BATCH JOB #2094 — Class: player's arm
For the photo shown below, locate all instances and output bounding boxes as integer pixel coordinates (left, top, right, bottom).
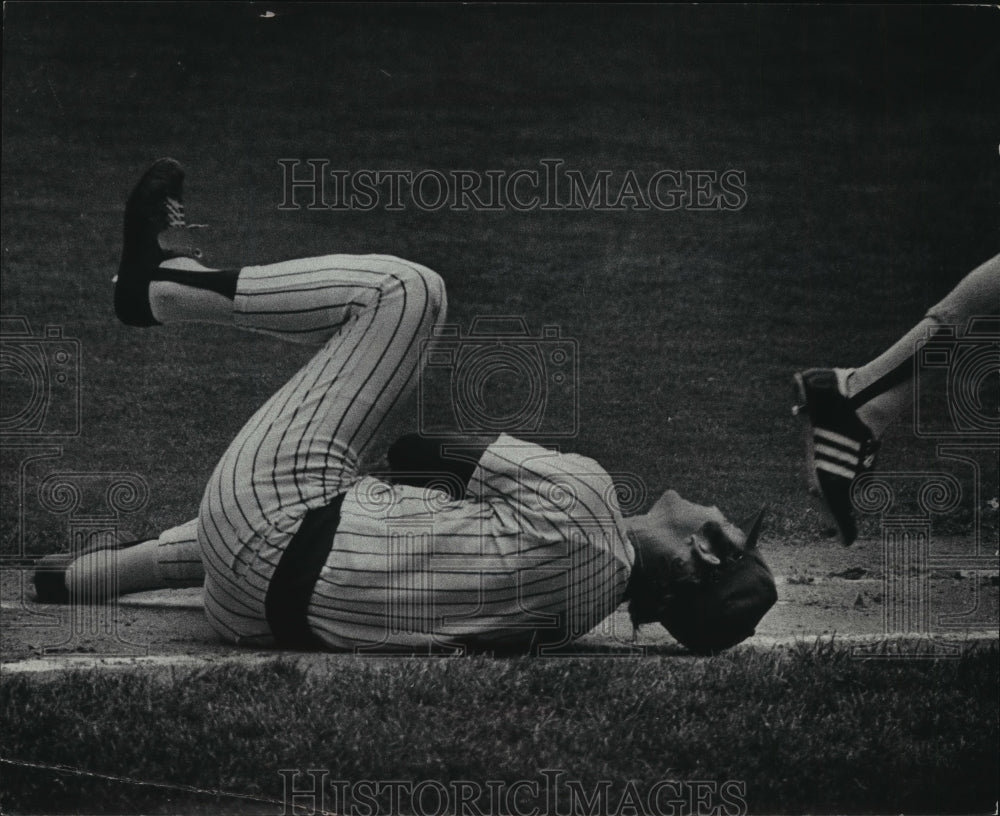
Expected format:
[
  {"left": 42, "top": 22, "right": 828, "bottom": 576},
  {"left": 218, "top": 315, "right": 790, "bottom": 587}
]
[
  {"left": 385, "top": 432, "right": 498, "bottom": 498},
  {"left": 468, "top": 435, "right": 615, "bottom": 518}
]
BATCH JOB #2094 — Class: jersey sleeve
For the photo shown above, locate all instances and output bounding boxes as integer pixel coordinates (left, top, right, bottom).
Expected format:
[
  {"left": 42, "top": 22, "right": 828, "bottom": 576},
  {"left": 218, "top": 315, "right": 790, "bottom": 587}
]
[{"left": 469, "top": 434, "right": 634, "bottom": 568}]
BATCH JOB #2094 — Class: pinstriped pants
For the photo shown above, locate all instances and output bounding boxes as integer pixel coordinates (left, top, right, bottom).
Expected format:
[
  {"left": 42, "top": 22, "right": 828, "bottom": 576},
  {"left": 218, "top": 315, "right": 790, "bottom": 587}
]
[{"left": 197, "top": 255, "right": 447, "bottom": 645}]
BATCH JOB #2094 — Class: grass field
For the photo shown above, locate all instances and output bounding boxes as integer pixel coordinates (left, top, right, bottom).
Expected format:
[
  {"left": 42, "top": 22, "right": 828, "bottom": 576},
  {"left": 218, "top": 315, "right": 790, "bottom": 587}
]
[
  {"left": 2, "top": 4, "right": 998, "bottom": 815},
  {"left": 3, "top": 642, "right": 998, "bottom": 815}
]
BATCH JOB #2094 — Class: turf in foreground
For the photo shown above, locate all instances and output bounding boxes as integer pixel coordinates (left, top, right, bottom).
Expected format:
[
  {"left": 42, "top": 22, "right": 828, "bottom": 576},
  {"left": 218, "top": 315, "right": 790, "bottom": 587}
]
[{"left": 1, "top": 641, "right": 997, "bottom": 815}]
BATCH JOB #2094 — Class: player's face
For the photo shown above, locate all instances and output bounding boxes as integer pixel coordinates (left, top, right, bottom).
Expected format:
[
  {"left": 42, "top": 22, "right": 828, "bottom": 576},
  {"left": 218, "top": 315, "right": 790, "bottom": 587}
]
[{"left": 640, "top": 489, "right": 746, "bottom": 568}]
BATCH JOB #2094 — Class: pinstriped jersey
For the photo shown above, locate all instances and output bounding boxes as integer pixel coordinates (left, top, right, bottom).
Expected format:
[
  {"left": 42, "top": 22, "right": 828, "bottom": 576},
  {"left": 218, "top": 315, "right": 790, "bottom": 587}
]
[{"left": 307, "top": 434, "right": 635, "bottom": 651}]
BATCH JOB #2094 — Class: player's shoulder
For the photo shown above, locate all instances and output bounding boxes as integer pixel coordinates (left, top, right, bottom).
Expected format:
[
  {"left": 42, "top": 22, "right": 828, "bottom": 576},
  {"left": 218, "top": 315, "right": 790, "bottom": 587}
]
[{"left": 495, "top": 435, "right": 612, "bottom": 487}]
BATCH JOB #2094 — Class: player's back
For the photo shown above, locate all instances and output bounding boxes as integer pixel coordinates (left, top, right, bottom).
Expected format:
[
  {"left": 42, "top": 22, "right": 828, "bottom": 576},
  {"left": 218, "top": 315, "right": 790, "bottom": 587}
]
[{"left": 312, "top": 436, "right": 634, "bottom": 652}]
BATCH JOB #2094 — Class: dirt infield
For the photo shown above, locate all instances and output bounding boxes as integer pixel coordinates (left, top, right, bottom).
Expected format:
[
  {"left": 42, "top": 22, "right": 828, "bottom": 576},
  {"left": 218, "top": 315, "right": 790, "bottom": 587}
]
[
  {"left": 2, "top": 3, "right": 997, "bottom": 682},
  {"left": 3, "top": 537, "right": 996, "bottom": 676}
]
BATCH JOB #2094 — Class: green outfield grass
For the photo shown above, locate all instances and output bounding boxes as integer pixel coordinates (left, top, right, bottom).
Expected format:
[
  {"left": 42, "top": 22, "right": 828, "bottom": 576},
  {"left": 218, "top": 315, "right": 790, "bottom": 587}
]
[
  {"left": 2, "top": 4, "right": 997, "bottom": 547},
  {"left": 2, "top": 4, "right": 998, "bottom": 815},
  {"left": 2, "top": 642, "right": 997, "bottom": 815}
]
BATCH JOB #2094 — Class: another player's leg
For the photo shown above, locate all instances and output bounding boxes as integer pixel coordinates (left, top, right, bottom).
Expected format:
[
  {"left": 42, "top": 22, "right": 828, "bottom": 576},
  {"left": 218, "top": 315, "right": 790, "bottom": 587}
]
[
  {"left": 32, "top": 519, "right": 204, "bottom": 603},
  {"left": 794, "top": 254, "right": 1000, "bottom": 545}
]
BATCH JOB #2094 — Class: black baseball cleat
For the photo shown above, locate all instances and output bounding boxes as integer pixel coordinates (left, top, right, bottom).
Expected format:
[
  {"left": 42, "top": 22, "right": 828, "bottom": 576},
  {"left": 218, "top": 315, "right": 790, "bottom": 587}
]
[
  {"left": 31, "top": 553, "right": 75, "bottom": 603},
  {"left": 114, "top": 157, "right": 204, "bottom": 327},
  {"left": 792, "top": 368, "right": 880, "bottom": 546}
]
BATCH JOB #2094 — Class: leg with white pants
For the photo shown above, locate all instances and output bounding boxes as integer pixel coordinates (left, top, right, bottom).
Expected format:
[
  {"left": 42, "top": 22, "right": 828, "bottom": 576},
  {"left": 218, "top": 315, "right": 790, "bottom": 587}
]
[
  {"left": 845, "top": 253, "right": 1000, "bottom": 436},
  {"left": 187, "top": 255, "right": 447, "bottom": 645},
  {"left": 56, "top": 519, "right": 204, "bottom": 602}
]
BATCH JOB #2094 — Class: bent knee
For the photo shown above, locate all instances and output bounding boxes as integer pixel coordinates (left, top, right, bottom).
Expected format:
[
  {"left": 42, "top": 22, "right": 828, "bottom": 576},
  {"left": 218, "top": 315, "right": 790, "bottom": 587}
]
[{"left": 387, "top": 260, "right": 447, "bottom": 318}]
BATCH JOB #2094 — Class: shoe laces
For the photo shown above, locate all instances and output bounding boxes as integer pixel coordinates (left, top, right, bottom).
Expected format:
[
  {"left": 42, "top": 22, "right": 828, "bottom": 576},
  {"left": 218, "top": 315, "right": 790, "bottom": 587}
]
[{"left": 165, "top": 196, "right": 186, "bottom": 228}]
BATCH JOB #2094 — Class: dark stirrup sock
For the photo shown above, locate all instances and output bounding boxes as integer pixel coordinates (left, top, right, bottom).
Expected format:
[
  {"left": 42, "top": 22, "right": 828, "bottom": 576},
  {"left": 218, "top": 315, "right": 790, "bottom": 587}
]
[
  {"left": 847, "top": 324, "right": 957, "bottom": 410},
  {"left": 155, "top": 268, "right": 240, "bottom": 299}
]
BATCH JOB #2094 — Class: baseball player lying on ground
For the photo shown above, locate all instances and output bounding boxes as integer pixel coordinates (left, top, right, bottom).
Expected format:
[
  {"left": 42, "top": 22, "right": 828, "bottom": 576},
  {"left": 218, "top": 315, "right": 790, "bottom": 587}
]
[{"left": 33, "top": 158, "right": 777, "bottom": 655}]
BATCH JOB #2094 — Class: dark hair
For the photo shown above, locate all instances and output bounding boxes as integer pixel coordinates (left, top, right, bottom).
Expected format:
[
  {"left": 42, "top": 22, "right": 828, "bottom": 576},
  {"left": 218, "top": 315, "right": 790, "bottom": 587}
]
[
  {"left": 625, "top": 544, "right": 697, "bottom": 631},
  {"left": 627, "top": 521, "right": 777, "bottom": 654},
  {"left": 660, "top": 545, "right": 777, "bottom": 654}
]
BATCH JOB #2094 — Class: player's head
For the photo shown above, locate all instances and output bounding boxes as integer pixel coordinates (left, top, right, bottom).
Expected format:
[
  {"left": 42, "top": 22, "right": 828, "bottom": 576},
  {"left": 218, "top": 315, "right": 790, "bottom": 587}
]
[{"left": 624, "top": 490, "right": 777, "bottom": 653}]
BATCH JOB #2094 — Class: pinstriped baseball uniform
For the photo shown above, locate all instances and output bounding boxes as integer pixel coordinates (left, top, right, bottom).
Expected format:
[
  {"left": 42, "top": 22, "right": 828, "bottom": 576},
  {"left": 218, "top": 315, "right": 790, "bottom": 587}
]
[
  {"left": 311, "top": 435, "right": 633, "bottom": 651},
  {"left": 193, "top": 253, "right": 634, "bottom": 652},
  {"left": 198, "top": 254, "right": 447, "bottom": 646},
  {"left": 155, "top": 518, "right": 203, "bottom": 587}
]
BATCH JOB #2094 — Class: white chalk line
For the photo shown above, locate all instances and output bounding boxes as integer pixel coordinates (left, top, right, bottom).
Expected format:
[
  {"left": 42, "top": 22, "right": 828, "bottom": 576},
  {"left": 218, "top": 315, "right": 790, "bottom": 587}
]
[
  {"left": 1, "top": 630, "right": 996, "bottom": 677},
  {"left": 0, "top": 755, "right": 331, "bottom": 816}
]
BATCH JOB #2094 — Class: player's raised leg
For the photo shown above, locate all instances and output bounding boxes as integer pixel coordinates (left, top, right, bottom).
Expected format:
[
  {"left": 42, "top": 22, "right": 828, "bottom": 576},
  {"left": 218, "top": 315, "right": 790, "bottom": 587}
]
[
  {"left": 113, "top": 158, "right": 448, "bottom": 646},
  {"left": 794, "top": 253, "right": 1000, "bottom": 545},
  {"left": 198, "top": 255, "right": 446, "bottom": 645}
]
